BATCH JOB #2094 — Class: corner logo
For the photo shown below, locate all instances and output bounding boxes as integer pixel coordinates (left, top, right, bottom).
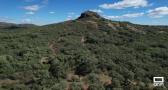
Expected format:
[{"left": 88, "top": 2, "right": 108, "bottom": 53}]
[{"left": 153, "top": 77, "right": 164, "bottom": 86}]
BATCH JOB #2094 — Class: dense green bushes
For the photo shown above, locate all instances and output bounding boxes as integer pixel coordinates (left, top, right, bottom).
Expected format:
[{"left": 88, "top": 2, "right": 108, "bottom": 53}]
[
  {"left": 0, "top": 55, "right": 14, "bottom": 74},
  {"left": 49, "top": 60, "right": 68, "bottom": 78},
  {"left": 0, "top": 18, "right": 168, "bottom": 90}
]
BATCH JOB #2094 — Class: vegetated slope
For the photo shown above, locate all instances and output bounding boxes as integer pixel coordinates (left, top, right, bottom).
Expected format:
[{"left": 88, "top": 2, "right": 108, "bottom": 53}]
[{"left": 0, "top": 11, "right": 168, "bottom": 90}]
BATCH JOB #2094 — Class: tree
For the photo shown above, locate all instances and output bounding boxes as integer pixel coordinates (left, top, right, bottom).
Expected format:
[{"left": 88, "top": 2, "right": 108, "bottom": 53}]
[
  {"left": 49, "top": 60, "right": 68, "bottom": 79},
  {"left": 75, "top": 61, "right": 95, "bottom": 76},
  {"left": 75, "top": 53, "right": 97, "bottom": 76}
]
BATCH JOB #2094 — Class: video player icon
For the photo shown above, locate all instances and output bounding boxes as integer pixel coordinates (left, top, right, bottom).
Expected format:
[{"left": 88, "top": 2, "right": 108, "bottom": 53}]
[{"left": 153, "top": 77, "right": 164, "bottom": 87}]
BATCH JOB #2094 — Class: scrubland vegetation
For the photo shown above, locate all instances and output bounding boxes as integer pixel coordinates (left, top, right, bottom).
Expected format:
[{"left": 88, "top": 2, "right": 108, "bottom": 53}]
[{"left": 0, "top": 11, "right": 168, "bottom": 90}]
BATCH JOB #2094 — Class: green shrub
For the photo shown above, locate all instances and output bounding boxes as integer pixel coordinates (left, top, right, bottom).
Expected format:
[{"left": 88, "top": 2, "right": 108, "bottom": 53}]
[
  {"left": 0, "top": 55, "right": 14, "bottom": 74},
  {"left": 51, "top": 80, "right": 67, "bottom": 90},
  {"left": 49, "top": 60, "right": 68, "bottom": 78},
  {"left": 88, "top": 84, "right": 105, "bottom": 90},
  {"left": 69, "top": 82, "right": 83, "bottom": 90}
]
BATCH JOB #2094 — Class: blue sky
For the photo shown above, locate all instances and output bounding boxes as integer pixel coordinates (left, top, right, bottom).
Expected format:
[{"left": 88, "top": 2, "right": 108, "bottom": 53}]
[{"left": 0, "top": 0, "right": 168, "bottom": 25}]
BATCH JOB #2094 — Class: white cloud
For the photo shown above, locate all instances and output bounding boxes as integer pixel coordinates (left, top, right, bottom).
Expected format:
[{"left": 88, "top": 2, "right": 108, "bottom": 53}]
[
  {"left": 67, "top": 15, "right": 72, "bottom": 20},
  {"left": 90, "top": 9, "right": 103, "bottom": 13},
  {"left": 26, "top": 11, "right": 35, "bottom": 15},
  {"left": 49, "top": 11, "right": 55, "bottom": 14},
  {"left": 122, "top": 13, "right": 144, "bottom": 18},
  {"left": 105, "top": 15, "right": 121, "bottom": 19},
  {"left": 66, "top": 12, "right": 77, "bottom": 20},
  {"left": 99, "top": 0, "right": 148, "bottom": 9},
  {"left": 104, "top": 12, "right": 144, "bottom": 19},
  {"left": 148, "top": 6, "right": 168, "bottom": 18},
  {"left": 23, "top": 5, "right": 40, "bottom": 11},
  {"left": 22, "top": 18, "right": 32, "bottom": 23}
]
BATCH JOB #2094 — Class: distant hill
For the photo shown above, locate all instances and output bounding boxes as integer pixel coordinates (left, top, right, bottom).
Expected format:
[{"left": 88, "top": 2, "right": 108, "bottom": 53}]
[
  {"left": 0, "top": 11, "right": 167, "bottom": 90},
  {"left": 0, "top": 22, "right": 37, "bottom": 29},
  {"left": 0, "top": 22, "right": 16, "bottom": 28}
]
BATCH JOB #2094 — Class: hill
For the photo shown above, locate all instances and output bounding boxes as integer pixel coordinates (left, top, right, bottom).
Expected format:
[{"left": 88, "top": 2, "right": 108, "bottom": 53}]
[
  {"left": 0, "top": 11, "right": 168, "bottom": 90},
  {"left": 0, "top": 22, "right": 37, "bottom": 29}
]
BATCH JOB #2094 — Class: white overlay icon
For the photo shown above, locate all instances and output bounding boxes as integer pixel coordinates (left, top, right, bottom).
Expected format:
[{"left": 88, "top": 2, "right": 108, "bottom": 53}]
[{"left": 153, "top": 77, "right": 164, "bottom": 86}]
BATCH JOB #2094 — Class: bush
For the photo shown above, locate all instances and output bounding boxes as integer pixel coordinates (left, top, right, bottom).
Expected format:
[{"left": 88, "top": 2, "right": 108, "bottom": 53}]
[
  {"left": 49, "top": 60, "right": 68, "bottom": 78},
  {"left": 9, "top": 84, "right": 29, "bottom": 90},
  {"left": 86, "top": 73, "right": 100, "bottom": 84},
  {"left": 51, "top": 80, "right": 68, "bottom": 90},
  {"left": 75, "top": 54, "right": 97, "bottom": 76},
  {"left": 88, "top": 84, "right": 105, "bottom": 90},
  {"left": 69, "top": 82, "right": 83, "bottom": 90},
  {"left": 112, "top": 78, "right": 121, "bottom": 88},
  {"left": 0, "top": 55, "right": 14, "bottom": 74}
]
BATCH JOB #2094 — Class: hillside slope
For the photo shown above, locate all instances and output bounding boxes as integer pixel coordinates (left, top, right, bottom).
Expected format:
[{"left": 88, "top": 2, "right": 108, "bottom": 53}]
[{"left": 0, "top": 11, "right": 168, "bottom": 90}]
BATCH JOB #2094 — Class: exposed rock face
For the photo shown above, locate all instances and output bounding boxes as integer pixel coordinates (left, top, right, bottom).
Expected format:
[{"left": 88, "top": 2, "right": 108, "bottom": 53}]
[{"left": 78, "top": 11, "right": 103, "bottom": 19}]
